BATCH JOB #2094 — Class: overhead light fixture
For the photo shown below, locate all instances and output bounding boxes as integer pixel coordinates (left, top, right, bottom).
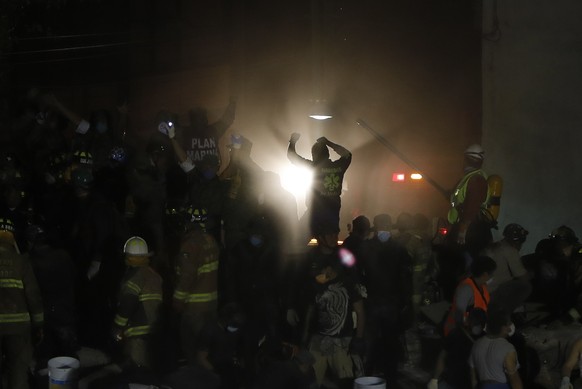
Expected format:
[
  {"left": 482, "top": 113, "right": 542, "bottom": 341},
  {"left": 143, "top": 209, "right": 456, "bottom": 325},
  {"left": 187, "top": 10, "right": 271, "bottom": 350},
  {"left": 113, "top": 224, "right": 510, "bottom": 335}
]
[{"left": 308, "top": 100, "right": 333, "bottom": 120}]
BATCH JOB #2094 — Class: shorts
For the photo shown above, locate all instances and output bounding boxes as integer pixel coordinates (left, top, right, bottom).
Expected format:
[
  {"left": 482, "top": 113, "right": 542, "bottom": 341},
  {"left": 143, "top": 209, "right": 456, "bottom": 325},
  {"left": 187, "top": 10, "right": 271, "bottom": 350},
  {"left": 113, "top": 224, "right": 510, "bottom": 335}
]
[{"left": 308, "top": 334, "right": 353, "bottom": 385}]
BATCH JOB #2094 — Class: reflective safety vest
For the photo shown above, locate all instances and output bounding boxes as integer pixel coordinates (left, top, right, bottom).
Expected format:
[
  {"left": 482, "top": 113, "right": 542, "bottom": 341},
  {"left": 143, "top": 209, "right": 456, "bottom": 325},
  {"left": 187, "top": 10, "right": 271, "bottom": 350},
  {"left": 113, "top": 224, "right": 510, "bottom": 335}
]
[
  {"left": 0, "top": 247, "right": 44, "bottom": 334},
  {"left": 114, "top": 266, "right": 163, "bottom": 338},
  {"left": 447, "top": 169, "right": 490, "bottom": 224},
  {"left": 173, "top": 229, "right": 220, "bottom": 313},
  {"left": 443, "top": 277, "right": 490, "bottom": 336}
]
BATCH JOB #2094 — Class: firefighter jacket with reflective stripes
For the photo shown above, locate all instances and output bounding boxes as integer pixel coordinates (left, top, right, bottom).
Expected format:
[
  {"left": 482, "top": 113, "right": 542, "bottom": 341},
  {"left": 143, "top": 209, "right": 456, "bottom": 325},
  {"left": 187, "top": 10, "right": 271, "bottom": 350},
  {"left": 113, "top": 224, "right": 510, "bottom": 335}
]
[
  {"left": 173, "top": 229, "right": 220, "bottom": 313},
  {"left": 0, "top": 245, "right": 44, "bottom": 334},
  {"left": 443, "top": 277, "right": 490, "bottom": 337},
  {"left": 114, "top": 265, "right": 162, "bottom": 338},
  {"left": 448, "top": 169, "right": 490, "bottom": 224}
]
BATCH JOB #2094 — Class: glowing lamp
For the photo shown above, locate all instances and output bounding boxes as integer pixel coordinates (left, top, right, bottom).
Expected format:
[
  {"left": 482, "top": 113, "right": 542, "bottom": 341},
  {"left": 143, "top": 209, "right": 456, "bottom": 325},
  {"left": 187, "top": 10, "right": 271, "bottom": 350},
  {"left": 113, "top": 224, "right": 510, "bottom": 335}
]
[
  {"left": 308, "top": 100, "right": 333, "bottom": 120},
  {"left": 410, "top": 173, "right": 422, "bottom": 180},
  {"left": 392, "top": 173, "right": 405, "bottom": 182}
]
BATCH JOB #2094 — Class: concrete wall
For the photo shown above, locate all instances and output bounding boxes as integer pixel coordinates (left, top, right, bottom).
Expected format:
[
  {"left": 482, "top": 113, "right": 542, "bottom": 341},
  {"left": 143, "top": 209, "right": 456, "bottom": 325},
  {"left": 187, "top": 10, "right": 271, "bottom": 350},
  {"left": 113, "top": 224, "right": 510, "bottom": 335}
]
[{"left": 482, "top": 0, "right": 582, "bottom": 253}]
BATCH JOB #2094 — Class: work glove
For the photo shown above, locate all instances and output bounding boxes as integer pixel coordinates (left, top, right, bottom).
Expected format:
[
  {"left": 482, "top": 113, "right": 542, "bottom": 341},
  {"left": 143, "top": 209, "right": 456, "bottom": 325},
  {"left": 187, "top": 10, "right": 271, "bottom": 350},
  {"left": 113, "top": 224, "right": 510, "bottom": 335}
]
[
  {"left": 289, "top": 133, "right": 301, "bottom": 143},
  {"left": 286, "top": 308, "right": 300, "bottom": 327},
  {"left": 560, "top": 377, "right": 574, "bottom": 389},
  {"left": 87, "top": 260, "right": 101, "bottom": 280},
  {"left": 349, "top": 337, "right": 366, "bottom": 357},
  {"left": 426, "top": 378, "right": 438, "bottom": 389}
]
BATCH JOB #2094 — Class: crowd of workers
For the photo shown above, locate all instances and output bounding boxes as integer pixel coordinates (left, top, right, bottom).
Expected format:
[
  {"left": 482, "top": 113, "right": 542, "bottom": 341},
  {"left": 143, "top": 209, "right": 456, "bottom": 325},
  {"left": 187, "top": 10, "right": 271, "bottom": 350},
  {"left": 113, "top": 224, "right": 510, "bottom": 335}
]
[{"left": 1, "top": 90, "right": 582, "bottom": 389}]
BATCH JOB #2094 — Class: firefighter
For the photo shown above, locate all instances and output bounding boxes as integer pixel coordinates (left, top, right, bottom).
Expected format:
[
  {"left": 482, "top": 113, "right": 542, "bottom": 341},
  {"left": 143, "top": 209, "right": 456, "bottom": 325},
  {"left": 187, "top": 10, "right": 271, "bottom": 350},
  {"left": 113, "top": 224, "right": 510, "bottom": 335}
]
[
  {"left": 447, "top": 144, "right": 493, "bottom": 258},
  {"left": 112, "top": 236, "right": 163, "bottom": 369},
  {"left": 173, "top": 206, "right": 221, "bottom": 365},
  {"left": 0, "top": 217, "right": 44, "bottom": 389}
]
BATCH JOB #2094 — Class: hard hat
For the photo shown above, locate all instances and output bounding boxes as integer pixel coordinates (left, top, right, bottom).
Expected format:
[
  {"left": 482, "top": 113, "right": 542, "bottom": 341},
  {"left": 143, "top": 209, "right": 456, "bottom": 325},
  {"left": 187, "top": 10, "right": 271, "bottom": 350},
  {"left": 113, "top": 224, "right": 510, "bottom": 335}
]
[
  {"left": 0, "top": 218, "right": 16, "bottom": 245},
  {"left": 503, "top": 223, "right": 529, "bottom": 243},
  {"left": 123, "top": 236, "right": 151, "bottom": 256},
  {"left": 109, "top": 146, "right": 126, "bottom": 163},
  {"left": 186, "top": 206, "right": 208, "bottom": 225},
  {"left": 550, "top": 225, "right": 579, "bottom": 244},
  {"left": 0, "top": 218, "right": 16, "bottom": 234},
  {"left": 73, "top": 150, "right": 93, "bottom": 165},
  {"left": 464, "top": 144, "right": 485, "bottom": 160}
]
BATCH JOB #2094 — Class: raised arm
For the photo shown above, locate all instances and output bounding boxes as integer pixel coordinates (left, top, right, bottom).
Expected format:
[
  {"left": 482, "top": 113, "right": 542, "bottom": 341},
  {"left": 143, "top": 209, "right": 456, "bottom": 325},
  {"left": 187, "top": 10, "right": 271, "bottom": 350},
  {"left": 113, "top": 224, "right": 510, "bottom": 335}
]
[
  {"left": 287, "top": 132, "right": 312, "bottom": 167},
  {"left": 318, "top": 137, "right": 351, "bottom": 159}
]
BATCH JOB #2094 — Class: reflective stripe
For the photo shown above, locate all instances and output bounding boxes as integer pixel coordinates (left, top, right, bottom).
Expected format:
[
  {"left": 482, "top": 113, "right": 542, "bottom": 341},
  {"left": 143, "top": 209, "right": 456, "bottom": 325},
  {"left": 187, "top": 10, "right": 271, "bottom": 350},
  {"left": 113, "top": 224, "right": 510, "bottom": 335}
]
[
  {"left": 184, "top": 291, "right": 217, "bottom": 303},
  {"left": 124, "top": 325, "right": 151, "bottom": 337},
  {"left": 139, "top": 294, "right": 162, "bottom": 302},
  {"left": 114, "top": 315, "right": 128, "bottom": 327},
  {"left": 197, "top": 260, "right": 219, "bottom": 275},
  {"left": 173, "top": 290, "right": 188, "bottom": 301},
  {"left": 0, "top": 279, "right": 24, "bottom": 289},
  {"left": 413, "top": 264, "right": 427, "bottom": 272},
  {"left": 126, "top": 281, "right": 141, "bottom": 295},
  {"left": 0, "top": 312, "right": 30, "bottom": 323}
]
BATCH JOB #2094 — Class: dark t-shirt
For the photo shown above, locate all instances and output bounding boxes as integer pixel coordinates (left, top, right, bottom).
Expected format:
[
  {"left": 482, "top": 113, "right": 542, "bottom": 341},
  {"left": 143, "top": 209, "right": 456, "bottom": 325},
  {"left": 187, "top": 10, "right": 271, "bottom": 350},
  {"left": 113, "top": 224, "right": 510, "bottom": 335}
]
[{"left": 312, "top": 273, "right": 362, "bottom": 338}]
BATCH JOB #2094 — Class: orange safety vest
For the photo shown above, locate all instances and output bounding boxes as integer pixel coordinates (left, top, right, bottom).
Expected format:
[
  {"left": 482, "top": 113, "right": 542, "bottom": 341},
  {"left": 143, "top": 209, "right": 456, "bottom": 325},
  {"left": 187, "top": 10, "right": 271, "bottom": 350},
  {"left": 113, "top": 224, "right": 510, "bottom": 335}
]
[{"left": 443, "top": 277, "right": 490, "bottom": 336}]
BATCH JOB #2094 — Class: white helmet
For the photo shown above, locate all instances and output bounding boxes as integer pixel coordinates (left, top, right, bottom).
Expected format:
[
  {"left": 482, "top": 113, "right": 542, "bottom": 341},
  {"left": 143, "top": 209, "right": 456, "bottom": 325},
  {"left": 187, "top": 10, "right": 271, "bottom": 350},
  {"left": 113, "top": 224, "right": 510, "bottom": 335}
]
[
  {"left": 464, "top": 144, "right": 484, "bottom": 160},
  {"left": 123, "top": 236, "right": 151, "bottom": 256}
]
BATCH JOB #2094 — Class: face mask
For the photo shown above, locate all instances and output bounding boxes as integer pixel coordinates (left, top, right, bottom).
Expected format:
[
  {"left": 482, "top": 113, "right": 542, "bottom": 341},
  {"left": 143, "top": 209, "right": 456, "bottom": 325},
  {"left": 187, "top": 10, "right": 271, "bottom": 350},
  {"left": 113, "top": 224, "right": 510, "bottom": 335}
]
[
  {"left": 250, "top": 235, "right": 263, "bottom": 247},
  {"left": 226, "top": 326, "right": 239, "bottom": 333},
  {"left": 486, "top": 277, "right": 494, "bottom": 286},
  {"left": 377, "top": 230, "right": 391, "bottom": 242},
  {"left": 508, "top": 323, "right": 515, "bottom": 337}
]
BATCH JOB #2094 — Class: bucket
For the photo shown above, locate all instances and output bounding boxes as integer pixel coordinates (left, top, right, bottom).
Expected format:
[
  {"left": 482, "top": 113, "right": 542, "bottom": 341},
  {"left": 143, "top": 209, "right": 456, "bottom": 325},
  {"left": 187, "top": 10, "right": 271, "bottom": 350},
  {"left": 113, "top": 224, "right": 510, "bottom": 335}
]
[
  {"left": 48, "top": 356, "right": 80, "bottom": 389},
  {"left": 353, "top": 376, "right": 387, "bottom": 389}
]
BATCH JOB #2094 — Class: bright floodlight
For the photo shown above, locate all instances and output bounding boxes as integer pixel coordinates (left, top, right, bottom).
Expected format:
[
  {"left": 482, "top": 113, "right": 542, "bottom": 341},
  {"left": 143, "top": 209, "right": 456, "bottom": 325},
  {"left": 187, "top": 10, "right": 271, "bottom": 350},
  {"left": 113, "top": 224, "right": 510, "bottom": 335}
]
[
  {"left": 411, "top": 173, "right": 423, "bottom": 180},
  {"left": 280, "top": 165, "right": 313, "bottom": 198},
  {"left": 308, "top": 100, "right": 333, "bottom": 120},
  {"left": 309, "top": 114, "right": 333, "bottom": 120}
]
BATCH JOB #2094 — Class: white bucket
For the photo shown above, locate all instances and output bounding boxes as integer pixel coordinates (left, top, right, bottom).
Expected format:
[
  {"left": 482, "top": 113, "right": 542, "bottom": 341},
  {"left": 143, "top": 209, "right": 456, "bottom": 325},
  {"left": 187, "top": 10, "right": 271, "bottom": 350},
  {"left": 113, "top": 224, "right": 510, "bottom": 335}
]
[
  {"left": 353, "top": 376, "right": 387, "bottom": 389},
  {"left": 48, "top": 356, "right": 80, "bottom": 389}
]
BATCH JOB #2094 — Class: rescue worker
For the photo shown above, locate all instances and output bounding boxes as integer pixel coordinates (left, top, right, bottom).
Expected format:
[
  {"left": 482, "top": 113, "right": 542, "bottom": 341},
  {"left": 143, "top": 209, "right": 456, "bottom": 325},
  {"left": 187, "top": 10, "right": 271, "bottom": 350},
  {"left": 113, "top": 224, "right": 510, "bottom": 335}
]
[
  {"left": 287, "top": 133, "right": 351, "bottom": 242},
  {"left": 173, "top": 206, "right": 221, "bottom": 365},
  {"left": 447, "top": 144, "right": 493, "bottom": 257},
  {"left": 160, "top": 117, "right": 228, "bottom": 245},
  {"left": 393, "top": 212, "right": 433, "bottom": 324},
  {"left": 443, "top": 255, "right": 496, "bottom": 337},
  {"left": 0, "top": 217, "right": 44, "bottom": 389},
  {"left": 549, "top": 226, "right": 582, "bottom": 321},
  {"left": 360, "top": 213, "right": 411, "bottom": 385},
  {"left": 112, "top": 236, "right": 163, "bottom": 370},
  {"left": 483, "top": 223, "right": 532, "bottom": 317},
  {"left": 301, "top": 232, "right": 365, "bottom": 389}
]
